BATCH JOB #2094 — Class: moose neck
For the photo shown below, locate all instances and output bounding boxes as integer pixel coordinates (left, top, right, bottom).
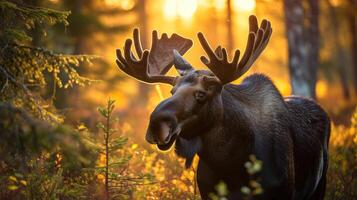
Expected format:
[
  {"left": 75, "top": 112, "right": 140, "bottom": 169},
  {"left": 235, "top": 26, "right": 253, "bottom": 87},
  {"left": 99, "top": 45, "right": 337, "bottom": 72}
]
[
  {"left": 197, "top": 86, "right": 253, "bottom": 171},
  {"left": 197, "top": 74, "right": 289, "bottom": 171}
]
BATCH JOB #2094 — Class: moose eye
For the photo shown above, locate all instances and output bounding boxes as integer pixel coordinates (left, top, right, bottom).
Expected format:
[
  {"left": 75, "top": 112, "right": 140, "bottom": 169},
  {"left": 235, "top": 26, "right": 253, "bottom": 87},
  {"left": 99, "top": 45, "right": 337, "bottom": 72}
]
[{"left": 195, "top": 90, "right": 207, "bottom": 103}]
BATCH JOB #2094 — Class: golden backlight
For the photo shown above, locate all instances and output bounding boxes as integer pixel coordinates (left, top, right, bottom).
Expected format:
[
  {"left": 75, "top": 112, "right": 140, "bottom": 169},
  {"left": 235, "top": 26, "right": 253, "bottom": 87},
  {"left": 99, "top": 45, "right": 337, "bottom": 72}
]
[
  {"left": 163, "top": 0, "right": 198, "bottom": 20},
  {"left": 105, "top": 0, "right": 135, "bottom": 10},
  {"left": 163, "top": 0, "right": 255, "bottom": 20},
  {"left": 233, "top": 0, "right": 256, "bottom": 12}
]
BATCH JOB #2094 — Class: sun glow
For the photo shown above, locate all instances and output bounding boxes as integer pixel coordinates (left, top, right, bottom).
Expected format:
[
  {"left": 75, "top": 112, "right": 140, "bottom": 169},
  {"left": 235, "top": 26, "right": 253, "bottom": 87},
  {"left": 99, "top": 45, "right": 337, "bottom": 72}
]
[
  {"left": 213, "top": 0, "right": 226, "bottom": 10},
  {"left": 233, "top": 0, "right": 256, "bottom": 12},
  {"left": 104, "top": 0, "right": 135, "bottom": 10},
  {"left": 316, "top": 80, "right": 328, "bottom": 99},
  {"left": 330, "top": 0, "right": 342, "bottom": 7},
  {"left": 163, "top": 0, "right": 198, "bottom": 20}
]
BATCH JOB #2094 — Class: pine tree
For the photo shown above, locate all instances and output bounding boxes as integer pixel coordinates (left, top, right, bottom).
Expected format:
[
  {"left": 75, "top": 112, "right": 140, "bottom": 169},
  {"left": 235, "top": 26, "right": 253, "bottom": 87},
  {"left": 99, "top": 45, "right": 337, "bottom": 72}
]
[
  {"left": 96, "top": 99, "right": 152, "bottom": 199},
  {"left": 0, "top": 1, "right": 98, "bottom": 198},
  {"left": 0, "top": 0, "right": 96, "bottom": 122}
]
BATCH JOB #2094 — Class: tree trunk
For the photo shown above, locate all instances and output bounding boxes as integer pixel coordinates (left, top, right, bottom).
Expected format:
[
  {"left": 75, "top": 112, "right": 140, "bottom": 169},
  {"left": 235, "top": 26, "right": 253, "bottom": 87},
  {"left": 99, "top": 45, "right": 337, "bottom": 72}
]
[
  {"left": 327, "top": 0, "right": 350, "bottom": 99},
  {"left": 136, "top": 0, "right": 150, "bottom": 106},
  {"left": 348, "top": 0, "right": 357, "bottom": 95},
  {"left": 306, "top": 0, "right": 319, "bottom": 99},
  {"left": 122, "top": 0, "right": 151, "bottom": 144},
  {"left": 283, "top": 0, "right": 319, "bottom": 99},
  {"left": 105, "top": 114, "right": 109, "bottom": 200},
  {"left": 226, "top": 0, "right": 234, "bottom": 56},
  {"left": 29, "top": 0, "right": 42, "bottom": 47},
  {"left": 73, "top": 0, "right": 85, "bottom": 54}
]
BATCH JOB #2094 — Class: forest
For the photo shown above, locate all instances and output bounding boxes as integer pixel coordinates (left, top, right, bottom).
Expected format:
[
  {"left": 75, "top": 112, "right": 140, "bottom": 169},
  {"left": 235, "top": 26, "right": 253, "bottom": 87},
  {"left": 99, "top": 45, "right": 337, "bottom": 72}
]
[{"left": 0, "top": 0, "right": 356, "bottom": 199}]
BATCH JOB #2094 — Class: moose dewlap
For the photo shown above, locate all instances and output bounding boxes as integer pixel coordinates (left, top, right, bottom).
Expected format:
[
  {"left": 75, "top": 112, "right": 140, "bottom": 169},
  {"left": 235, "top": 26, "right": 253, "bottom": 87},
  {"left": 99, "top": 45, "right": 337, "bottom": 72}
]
[{"left": 115, "top": 15, "right": 330, "bottom": 200}]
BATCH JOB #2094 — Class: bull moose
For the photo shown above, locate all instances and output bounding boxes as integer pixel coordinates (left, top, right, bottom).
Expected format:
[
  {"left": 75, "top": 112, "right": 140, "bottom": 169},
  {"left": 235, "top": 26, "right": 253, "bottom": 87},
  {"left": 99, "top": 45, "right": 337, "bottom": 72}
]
[{"left": 115, "top": 15, "right": 330, "bottom": 200}]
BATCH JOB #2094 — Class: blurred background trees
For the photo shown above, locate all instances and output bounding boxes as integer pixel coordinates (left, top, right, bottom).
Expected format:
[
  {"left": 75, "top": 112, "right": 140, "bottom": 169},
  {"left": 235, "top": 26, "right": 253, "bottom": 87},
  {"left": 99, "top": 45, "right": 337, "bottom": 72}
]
[
  {"left": 283, "top": 0, "right": 320, "bottom": 99},
  {"left": 0, "top": 0, "right": 356, "bottom": 199}
]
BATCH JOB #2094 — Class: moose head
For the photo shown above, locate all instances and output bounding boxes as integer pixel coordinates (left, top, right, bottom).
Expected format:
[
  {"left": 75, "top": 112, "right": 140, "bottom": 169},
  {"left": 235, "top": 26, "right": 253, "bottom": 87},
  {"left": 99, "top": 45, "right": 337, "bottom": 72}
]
[{"left": 116, "top": 15, "right": 272, "bottom": 163}]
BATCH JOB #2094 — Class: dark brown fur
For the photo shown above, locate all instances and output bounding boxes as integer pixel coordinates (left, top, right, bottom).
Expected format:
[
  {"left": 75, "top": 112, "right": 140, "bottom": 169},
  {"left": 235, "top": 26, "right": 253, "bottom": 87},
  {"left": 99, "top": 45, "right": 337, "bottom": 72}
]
[{"left": 147, "top": 71, "right": 330, "bottom": 200}]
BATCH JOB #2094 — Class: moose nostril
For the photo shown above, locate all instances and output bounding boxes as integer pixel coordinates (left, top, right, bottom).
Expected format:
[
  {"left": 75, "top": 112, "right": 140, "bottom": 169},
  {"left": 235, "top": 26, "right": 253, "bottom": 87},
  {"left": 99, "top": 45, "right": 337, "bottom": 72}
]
[
  {"left": 164, "top": 135, "right": 171, "bottom": 143},
  {"left": 195, "top": 90, "right": 206, "bottom": 102},
  {"left": 156, "top": 122, "right": 171, "bottom": 144}
]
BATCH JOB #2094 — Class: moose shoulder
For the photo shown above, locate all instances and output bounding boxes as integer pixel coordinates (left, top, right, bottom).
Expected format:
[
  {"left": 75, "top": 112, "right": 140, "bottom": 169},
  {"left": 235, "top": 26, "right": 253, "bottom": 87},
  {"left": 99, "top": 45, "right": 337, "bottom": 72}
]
[{"left": 115, "top": 15, "right": 330, "bottom": 200}]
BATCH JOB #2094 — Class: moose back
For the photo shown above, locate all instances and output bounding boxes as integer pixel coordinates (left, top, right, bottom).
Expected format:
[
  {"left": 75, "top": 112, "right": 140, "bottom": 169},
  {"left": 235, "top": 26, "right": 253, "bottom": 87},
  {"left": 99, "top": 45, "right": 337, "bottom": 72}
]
[{"left": 115, "top": 15, "right": 330, "bottom": 200}]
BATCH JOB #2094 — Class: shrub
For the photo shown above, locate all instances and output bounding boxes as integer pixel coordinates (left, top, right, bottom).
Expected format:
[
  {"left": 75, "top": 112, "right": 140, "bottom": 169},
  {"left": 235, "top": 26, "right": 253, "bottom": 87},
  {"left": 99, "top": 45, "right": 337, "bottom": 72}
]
[{"left": 326, "top": 108, "right": 357, "bottom": 200}]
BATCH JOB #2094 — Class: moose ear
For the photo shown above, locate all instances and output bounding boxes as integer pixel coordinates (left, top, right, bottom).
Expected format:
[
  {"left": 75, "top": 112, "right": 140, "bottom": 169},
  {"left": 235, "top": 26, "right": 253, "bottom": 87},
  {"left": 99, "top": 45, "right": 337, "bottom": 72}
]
[
  {"left": 173, "top": 49, "right": 194, "bottom": 76},
  {"left": 203, "top": 75, "right": 222, "bottom": 91}
]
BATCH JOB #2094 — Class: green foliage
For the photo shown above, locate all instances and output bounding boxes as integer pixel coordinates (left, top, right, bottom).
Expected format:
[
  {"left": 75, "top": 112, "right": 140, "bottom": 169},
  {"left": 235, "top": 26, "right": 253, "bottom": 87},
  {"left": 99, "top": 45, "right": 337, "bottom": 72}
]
[
  {"left": 244, "top": 155, "right": 263, "bottom": 176},
  {"left": 2, "top": 28, "right": 32, "bottom": 43},
  {"left": 0, "top": 0, "right": 70, "bottom": 44},
  {"left": 0, "top": 103, "right": 98, "bottom": 199},
  {"left": 207, "top": 155, "right": 263, "bottom": 200},
  {"left": 209, "top": 181, "right": 229, "bottom": 200},
  {"left": 0, "top": 43, "right": 97, "bottom": 120},
  {"left": 0, "top": 0, "right": 97, "bottom": 122},
  {"left": 0, "top": 1, "right": 99, "bottom": 199},
  {"left": 240, "top": 155, "right": 264, "bottom": 199},
  {"left": 326, "top": 109, "right": 357, "bottom": 200}
]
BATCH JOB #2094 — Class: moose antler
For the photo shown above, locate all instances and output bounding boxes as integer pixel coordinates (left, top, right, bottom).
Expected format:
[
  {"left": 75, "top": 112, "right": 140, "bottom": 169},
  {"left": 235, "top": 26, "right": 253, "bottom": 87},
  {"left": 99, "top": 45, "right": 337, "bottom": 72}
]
[
  {"left": 198, "top": 15, "right": 272, "bottom": 84},
  {"left": 116, "top": 28, "right": 193, "bottom": 85}
]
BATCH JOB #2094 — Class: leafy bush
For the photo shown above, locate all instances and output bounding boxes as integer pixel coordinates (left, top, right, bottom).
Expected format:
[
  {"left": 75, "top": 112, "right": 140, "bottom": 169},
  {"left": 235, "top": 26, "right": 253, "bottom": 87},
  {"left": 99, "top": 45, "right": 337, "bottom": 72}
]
[
  {"left": 326, "top": 108, "right": 357, "bottom": 200},
  {"left": 0, "top": 103, "right": 98, "bottom": 199}
]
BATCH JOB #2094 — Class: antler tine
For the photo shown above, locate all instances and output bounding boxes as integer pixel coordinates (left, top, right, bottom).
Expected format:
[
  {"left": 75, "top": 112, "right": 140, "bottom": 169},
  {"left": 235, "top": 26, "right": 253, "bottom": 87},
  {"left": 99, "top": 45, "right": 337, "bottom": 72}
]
[
  {"left": 237, "top": 17, "right": 272, "bottom": 77},
  {"left": 133, "top": 28, "right": 143, "bottom": 58},
  {"left": 116, "top": 29, "right": 193, "bottom": 85},
  {"left": 236, "top": 32, "right": 256, "bottom": 72},
  {"left": 198, "top": 15, "right": 272, "bottom": 84}
]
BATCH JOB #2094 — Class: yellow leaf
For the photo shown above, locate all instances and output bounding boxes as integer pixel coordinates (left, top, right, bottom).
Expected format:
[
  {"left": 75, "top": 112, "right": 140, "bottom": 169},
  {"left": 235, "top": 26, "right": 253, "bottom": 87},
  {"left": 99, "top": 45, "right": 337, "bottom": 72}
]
[
  {"left": 77, "top": 124, "right": 87, "bottom": 131},
  {"left": 8, "top": 176, "right": 17, "bottom": 182},
  {"left": 20, "top": 180, "right": 27, "bottom": 186},
  {"left": 7, "top": 185, "right": 18, "bottom": 191},
  {"left": 131, "top": 144, "right": 138, "bottom": 150}
]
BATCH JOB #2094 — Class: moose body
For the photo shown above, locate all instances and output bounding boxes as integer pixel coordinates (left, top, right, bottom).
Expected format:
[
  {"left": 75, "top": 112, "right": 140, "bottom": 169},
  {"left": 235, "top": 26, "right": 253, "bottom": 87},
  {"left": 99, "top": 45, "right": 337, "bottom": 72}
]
[
  {"left": 115, "top": 15, "right": 330, "bottom": 200},
  {"left": 190, "top": 73, "right": 330, "bottom": 199}
]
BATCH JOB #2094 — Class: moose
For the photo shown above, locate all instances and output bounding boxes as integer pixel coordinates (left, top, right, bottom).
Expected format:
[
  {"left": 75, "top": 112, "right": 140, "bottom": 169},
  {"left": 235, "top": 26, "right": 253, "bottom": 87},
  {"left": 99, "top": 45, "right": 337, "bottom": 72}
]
[{"left": 115, "top": 16, "right": 330, "bottom": 200}]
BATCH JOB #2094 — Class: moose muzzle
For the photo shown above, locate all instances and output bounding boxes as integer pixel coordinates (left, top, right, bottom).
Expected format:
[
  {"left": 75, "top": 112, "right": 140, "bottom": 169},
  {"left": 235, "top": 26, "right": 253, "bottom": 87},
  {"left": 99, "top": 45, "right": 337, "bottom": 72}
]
[{"left": 146, "top": 98, "right": 182, "bottom": 150}]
